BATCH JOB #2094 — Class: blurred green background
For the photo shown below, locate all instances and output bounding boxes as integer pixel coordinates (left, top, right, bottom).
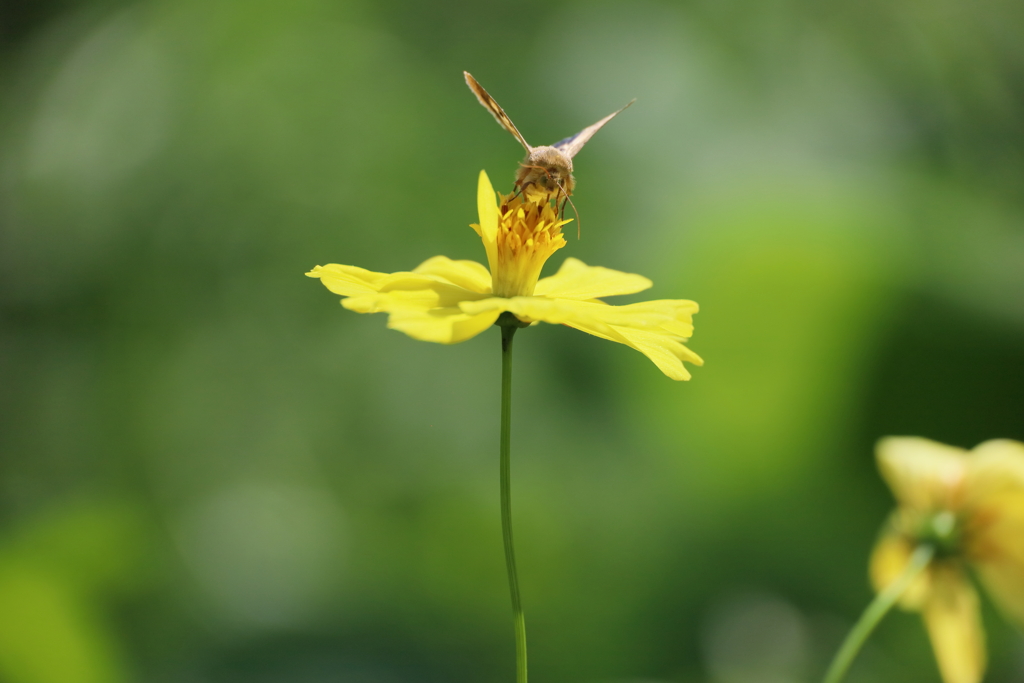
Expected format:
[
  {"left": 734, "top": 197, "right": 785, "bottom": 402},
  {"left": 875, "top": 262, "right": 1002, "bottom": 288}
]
[{"left": 1, "top": 0, "right": 1023, "bottom": 681}]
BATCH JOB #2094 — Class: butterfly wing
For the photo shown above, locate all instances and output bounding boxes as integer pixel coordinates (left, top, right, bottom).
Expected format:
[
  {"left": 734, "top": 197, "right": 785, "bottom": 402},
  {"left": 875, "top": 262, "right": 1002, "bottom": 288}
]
[
  {"left": 464, "top": 71, "right": 533, "bottom": 153},
  {"left": 553, "top": 99, "right": 636, "bottom": 159}
]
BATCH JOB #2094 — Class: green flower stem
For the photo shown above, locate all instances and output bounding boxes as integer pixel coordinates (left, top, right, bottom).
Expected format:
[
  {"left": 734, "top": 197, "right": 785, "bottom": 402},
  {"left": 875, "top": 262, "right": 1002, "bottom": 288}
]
[
  {"left": 500, "top": 320, "right": 527, "bottom": 683},
  {"left": 822, "top": 544, "right": 935, "bottom": 683}
]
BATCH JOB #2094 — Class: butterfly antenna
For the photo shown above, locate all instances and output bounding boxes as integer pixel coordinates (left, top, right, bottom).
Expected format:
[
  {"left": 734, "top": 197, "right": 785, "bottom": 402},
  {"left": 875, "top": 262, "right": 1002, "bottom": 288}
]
[
  {"left": 558, "top": 183, "right": 581, "bottom": 239},
  {"left": 543, "top": 172, "right": 579, "bottom": 238}
]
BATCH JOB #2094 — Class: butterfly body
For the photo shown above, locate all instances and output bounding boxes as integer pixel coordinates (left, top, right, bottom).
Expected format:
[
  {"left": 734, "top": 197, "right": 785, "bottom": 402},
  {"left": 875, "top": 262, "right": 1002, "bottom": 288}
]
[
  {"left": 464, "top": 71, "right": 632, "bottom": 203},
  {"left": 519, "top": 146, "right": 575, "bottom": 201}
]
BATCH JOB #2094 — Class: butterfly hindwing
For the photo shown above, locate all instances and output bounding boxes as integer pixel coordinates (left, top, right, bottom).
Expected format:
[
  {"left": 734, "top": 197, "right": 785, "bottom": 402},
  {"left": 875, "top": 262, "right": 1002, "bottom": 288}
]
[{"left": 553, "top": 99, "right": 636, "bottom": 159}]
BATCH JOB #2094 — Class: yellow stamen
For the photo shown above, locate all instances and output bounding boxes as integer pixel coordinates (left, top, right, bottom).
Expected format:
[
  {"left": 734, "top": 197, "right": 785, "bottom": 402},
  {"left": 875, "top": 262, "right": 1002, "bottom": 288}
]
[{"left": 491, "top": 195, "right": 569, "bottom": 298}]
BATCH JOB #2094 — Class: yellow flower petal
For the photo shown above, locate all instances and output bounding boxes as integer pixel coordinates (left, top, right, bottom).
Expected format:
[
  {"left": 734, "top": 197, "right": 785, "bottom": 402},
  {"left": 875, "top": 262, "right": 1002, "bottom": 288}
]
[
  {"left": 965, "top": 439, "right": 1024, "bottom": 501},
  {"left": 458, "top": 296, "right": 602, "bottom": 328},
  {"left": 608, "top": 325, "right": 703, "bottom": 381},
  {"left": 975, "top": 536, "right": 1024, "bottom": 629},
  {"left": 970, "top": 499, "right": 1024, "bottom": 626},
  {"left": 460, "top": 296, "right": 695, "bottom": 332},
  {"left": 306, "top": 264, "right": 390, "bottom": 297},
  {"left": 876, "top": 437, "right": 969, "bottom": 512},
  {"left": 472, "top": 170, "right": 499, "bottom": 277},
  {"left": 456, "top": 296, "right": 702, "bottom": 380},
  {"left": 413, "top": 256, "right": 492, "bottom": 294},
  {"left": 386, "top": 306, "right": 501, "bottom": 344},
  {"left": 343, "top": 275, "right": 489, "bottom": 314},
  {"left": 533, "top": 257, "right": 653, "bottom": 300},
  {"left": 613, "top": 300, "right": 698, "bottom": 334},
  {"left": 964, "top": 442, "right": 1024, "bottom": 627},
  {"left": 922, "top": 564, "right": 986, "bottom": 683},
  {"left": 869, "top": 528, "right": 931, "bottom": 609}
]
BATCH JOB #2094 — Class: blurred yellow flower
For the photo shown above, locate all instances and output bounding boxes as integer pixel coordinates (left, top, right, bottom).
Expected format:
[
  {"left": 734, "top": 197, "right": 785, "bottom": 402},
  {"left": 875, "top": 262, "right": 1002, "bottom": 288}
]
[
  {"left": 307, "top": 170, "right": 703, "bottom": 380},
  {"left": 870, "top": 437, "right": 1024, "bottom": 683}
]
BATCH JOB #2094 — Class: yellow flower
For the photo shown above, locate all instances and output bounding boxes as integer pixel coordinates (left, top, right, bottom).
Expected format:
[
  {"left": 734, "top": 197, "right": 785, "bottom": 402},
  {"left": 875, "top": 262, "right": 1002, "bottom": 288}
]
[
  {"left": 307, "top": 171, "right": 703, "bottom": 380},
  {"left": 870, "top": 437, "right": 1024, "bottom": 683}
]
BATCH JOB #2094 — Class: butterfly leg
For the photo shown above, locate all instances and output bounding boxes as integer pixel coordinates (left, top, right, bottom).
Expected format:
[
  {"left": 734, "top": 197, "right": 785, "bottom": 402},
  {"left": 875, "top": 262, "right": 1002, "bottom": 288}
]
[{"left": 513, "top": 181, "right": 533, "bottom": 201}]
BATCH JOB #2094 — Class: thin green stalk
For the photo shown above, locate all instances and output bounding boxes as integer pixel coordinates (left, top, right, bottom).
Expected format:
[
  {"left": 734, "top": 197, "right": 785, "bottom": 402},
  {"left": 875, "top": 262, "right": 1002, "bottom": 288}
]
[
  {"left": 822, "top": 544, "right": 935, "bottom": 683},
  {"left": 500, "top": 322, "right": 527, "bottom": 683}
]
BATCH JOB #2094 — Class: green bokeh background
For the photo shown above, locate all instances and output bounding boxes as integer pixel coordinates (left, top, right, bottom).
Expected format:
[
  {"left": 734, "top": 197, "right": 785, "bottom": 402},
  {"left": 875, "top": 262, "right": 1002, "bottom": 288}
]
[{"left": 1, "top": 0, "right": 1023, "bottom": 681}]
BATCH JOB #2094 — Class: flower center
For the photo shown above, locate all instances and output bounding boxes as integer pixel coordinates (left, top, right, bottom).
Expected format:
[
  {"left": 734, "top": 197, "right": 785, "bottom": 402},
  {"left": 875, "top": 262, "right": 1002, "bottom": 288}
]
[
  {"left": 491, "top": 195, "right": 568, "bottom": 298},
  {"left": 914, "top": 510, "right": 963, "bottom": 558}
]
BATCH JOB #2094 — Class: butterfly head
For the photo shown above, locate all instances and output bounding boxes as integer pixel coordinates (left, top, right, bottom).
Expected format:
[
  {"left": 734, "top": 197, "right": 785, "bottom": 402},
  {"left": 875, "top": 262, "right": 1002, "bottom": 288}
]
[{"left": 517, "top": 146, "right": 575, "bottom": 201}]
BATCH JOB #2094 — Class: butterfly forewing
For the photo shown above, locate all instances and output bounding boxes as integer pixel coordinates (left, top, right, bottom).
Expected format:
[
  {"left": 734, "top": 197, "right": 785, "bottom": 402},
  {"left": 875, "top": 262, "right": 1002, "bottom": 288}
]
[
  {"left": 553, "top": 99, "right": 636, "bottom": 159},
  {"left": 464, "top": 71, "right": 533, "bottom": 153}
]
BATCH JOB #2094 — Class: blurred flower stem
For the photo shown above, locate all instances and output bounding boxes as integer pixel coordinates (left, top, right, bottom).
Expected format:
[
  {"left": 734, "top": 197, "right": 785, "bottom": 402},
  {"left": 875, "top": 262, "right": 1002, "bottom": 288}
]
[
  {"left": 499, "top": 313, "right": 530, "bottom": 683},
  {"left": 823, "top": 544, "right": 935, "bottom": 683}
]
